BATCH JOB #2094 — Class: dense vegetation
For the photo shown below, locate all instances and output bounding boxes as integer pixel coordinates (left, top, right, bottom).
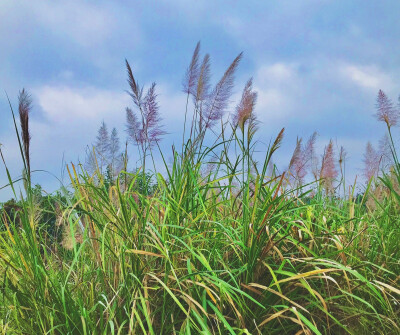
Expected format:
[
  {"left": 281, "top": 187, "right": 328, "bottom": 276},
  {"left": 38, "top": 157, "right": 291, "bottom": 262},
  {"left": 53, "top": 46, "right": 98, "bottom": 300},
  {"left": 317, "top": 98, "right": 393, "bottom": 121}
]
[{"left": 0, "top": 44, "right": 399, "bottom": 334}]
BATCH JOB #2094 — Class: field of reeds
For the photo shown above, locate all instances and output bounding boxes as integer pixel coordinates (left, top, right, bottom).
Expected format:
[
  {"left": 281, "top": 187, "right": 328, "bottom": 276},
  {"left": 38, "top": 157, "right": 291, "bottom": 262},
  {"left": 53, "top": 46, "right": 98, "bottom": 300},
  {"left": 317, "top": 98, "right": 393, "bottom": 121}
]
[{"left": 0, "top": 43, "right": 399, "bottom": 334}]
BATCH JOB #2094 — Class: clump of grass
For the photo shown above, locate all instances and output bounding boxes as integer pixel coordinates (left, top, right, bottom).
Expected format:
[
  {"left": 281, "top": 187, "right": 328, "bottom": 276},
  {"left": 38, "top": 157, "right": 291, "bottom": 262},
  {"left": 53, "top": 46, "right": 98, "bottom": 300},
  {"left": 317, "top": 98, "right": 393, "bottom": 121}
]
[{"left": 0, "top": 45, "right": 399, "bottom": 334}]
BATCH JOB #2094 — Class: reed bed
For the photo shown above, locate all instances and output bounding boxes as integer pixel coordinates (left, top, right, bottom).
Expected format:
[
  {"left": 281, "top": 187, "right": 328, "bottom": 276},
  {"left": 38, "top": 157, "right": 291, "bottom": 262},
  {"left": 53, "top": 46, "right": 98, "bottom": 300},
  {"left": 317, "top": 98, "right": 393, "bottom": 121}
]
[{"left": 0, "top": 44, "right": 399, "bottom": 334}]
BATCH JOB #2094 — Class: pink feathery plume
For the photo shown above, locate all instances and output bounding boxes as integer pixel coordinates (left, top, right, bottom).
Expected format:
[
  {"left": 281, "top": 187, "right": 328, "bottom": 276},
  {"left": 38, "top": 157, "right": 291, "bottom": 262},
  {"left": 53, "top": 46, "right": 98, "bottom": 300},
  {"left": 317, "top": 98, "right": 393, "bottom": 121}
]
[
  {"left": 233, "top": 78, "right": 257, "bottom": 131},
  {"left": 289, "top": 132, "right": 317, "bottom": 185},
  {"left": 302, "top": 132, "right": 320, "bottom": 181},
  {"left": 289, "top": 138, "right": 303, "bottom": 183},
  {"left": 303, "top": 132, "right": 317, "bottom": 165},
  {"left": 195, "top": 54, "right": 211, "bottom": 103},
  {"left": 126, "top": 107, "right": 144, "bottom": 146},
  {"left": 183, "top": 41, "right": 201, "bottom": 96},
  {"left": 204, "top": 52, "right": 242, "bottom": 129},
  {"left": 320, "top": 140, "right": 337, "bottom": 193},
  {"left": 143, "top": 83, "right": 166, "bottom": 145},
  {"left": 125, "top": 61, "right": 165, "bottom": 148},
  {"left": 363, "top": 142, "right": 380, "bottom": 181},
  {"left": 125, "top": 59, "right": 143, "bottom": 108},
  {"left": 375, "top": 90, "right": 398, "bottom": 128},
  {"left": 194, "top": 54, "right": 211, "bottom": 132},
  {"left": 18, "top": 88, "right": 32, "bottom": 177},
  {"left": 300, "top": 132, "right": 317, "bottom": 181}
]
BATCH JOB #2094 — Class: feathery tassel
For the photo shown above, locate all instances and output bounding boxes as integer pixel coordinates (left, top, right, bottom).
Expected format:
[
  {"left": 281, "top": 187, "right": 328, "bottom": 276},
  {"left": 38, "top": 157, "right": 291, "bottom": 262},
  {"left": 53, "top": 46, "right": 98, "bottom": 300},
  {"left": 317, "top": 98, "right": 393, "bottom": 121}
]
[{"left": 18, "top": 88, "right": 32, "bottom": 182}]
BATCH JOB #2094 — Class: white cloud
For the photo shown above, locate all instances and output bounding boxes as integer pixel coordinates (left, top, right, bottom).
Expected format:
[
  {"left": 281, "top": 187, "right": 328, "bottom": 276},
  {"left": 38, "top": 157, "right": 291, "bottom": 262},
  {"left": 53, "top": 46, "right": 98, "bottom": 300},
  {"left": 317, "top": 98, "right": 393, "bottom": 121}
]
[
  {"left": 253, "top": 63, "right": 300, "bottom": 122},
  {"left": 34, "top": 86, "right": 130, "bottom": 124},
  {"left": 256, "top": 89, "right": 289, "bottom": 120},
  {"left": 256, "top": 63, "right": 295, "bottom": 84},
  {"left": 33, "top": 83, "right": 187, "bottom": 134},
  {"left": 340, "top": 64, "right": 393, "bottom": 91}
]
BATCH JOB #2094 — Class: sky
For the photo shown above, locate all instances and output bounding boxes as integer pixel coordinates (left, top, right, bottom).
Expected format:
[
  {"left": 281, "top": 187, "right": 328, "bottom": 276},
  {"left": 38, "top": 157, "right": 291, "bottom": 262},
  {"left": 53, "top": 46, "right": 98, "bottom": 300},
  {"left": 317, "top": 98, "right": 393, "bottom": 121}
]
[{"left": 1, "top": 0, "right": 400, "bottom": 200}]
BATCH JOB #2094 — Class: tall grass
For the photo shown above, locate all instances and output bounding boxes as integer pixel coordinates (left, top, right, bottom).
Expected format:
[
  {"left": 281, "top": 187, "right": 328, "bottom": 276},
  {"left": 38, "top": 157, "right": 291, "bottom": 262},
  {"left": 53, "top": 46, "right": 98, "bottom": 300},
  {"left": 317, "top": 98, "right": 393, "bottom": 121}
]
[{"left": 0, "top": 46, "right": 399, "bottom": 334}]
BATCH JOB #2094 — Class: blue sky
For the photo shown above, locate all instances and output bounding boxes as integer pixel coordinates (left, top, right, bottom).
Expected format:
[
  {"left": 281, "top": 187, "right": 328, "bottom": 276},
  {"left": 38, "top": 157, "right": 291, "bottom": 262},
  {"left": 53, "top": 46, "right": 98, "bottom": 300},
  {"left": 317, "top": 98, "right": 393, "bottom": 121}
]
[{"left": 1, "top": 0, "right": 399, "bottom": 200}]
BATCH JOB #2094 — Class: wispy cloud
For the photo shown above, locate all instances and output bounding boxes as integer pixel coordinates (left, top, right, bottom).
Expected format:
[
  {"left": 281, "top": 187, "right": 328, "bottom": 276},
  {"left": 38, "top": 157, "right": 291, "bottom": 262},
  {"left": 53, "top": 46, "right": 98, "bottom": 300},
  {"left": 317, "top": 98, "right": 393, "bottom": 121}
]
[
  {"left": 34, "top": 86, "right": 129, "bottom": 123},
  {"left": 252, "top": 62, "right": 301, "bottom": 123},
  {"left": 340, "top": 64, "right": 393, "bottom": 91}
]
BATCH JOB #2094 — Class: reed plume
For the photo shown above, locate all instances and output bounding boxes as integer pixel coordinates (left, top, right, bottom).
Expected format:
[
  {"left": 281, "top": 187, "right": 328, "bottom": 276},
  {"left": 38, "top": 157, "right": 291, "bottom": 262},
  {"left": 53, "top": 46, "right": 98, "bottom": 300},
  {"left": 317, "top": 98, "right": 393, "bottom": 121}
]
[
  {"left": 125, "top": 60, "right": 165, "bottom": 172},
  {"left": 182, "top": 42, "right": 204, "bottom": 145},
  {"left": 18, "top": 88, "right": 32, "bottom": 181},
  {"left": 109, "top": 127, "right": 123, "bottom": 175},
  {"left": 375, "top": 89, "right": 398, "bottom": 128},
  {"left": 320, "top": 139, "right": 337, "bottom": 193},
  {"left": 126, "top": 107, "right": 142, "bottom": 145},
  {"left": 273, "top": 127, "right": 285, "bottom": 151},
  {"left": 143, "top": 83, "right": 165, "bottom": 145},
  {"left": 183, "top": 41, "right": 201, "bottom": 96},
  {"left": 233, "top": 78, "right": 257, "bottom": 131},
  {"left": 85, "top": 123, "right": 124, "bottom": 177},
  {"left": 95, "top": 121, "right": 110, "bottom": 173},
  {"left": 363, "top": 142, "right": 380, "bottom": 181},
  {"left": 269, "top": 127, "right": 285, "bottom": 161},
  {"left": 191, "top": 54, "right": 211, "bottom": 135},
  {"left": 195, "top": 54, "right": 211, "bottom": 104},
  {"left": 288, "top": 132, "right": 316, "bottom": 185},
  {"left": 288, "top": 138, "right": 303, "bottom": 182},
  {"left": 125, "top": 59, "right": 143, "bottom": 108},
  {"left": 204, "top": 52, "right": 242, "bottom": 129},
  {"left": 304, "top": 132, "right": 317, "bottom": 164}
]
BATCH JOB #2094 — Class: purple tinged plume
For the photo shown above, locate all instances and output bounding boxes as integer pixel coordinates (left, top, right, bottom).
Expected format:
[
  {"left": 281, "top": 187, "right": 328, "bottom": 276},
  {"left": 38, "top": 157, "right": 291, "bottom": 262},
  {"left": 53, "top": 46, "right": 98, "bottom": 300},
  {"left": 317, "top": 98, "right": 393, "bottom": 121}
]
[{"left": 204, "top": 52, "right": 243, "bottom": 129}]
